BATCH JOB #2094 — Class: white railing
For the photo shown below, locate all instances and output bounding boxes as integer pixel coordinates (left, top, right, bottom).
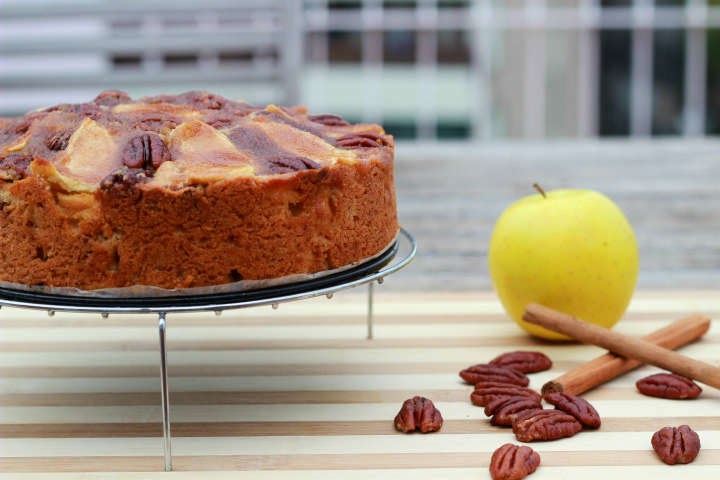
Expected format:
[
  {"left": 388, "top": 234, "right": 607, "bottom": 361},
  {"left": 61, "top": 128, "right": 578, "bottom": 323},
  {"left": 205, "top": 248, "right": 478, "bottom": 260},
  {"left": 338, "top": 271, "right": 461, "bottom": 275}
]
[{"left": 304, "top": 0, "right": 716, "bottom": 140}]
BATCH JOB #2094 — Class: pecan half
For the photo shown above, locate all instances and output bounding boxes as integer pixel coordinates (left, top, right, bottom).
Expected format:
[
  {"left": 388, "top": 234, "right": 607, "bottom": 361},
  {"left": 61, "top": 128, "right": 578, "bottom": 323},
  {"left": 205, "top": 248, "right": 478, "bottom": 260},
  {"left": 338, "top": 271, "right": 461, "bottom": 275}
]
[
  {"left": 308, "top": 114, "right": 350, "bottom": 127},
  {"left": 99, "top": 167, "right": 150, "bottom": 189},
  {"left": 490, "top": 351, "right": 553, "bottom": 374},
  {"left": 512, "top": 409, "right": 582, "bottom": 442},
  {"left": 191, "top": 92, "right": 226, "bottom": 110},
  {"left": 10, "top": 110, "right": 51, "bottom": 135},
  {"left": 93, "top": 90, "right": 132, "bottom": 106},
  {"left": 132, "top": 116, "right": 179, "bottom": 134},
  {"left": 470, "top": 382, "right": 541, "bottom": 407},
  {"left": 459, "top": 364, "right": 529, "bottom": 387},
  {"left": 148, "top": 91, "right": 227, "bottom": 110},
  {"left": 45, "top": 130, "right": 72, "bottom": 151},
  {"left": 636, "top": 373, "right": 702, "bottom": 399},
  {"left": 652, "top": 425, "right": 701, "bottom": 465},
  {"left": 267, "top": 156, "right": 321, "bottom": 174},
  {"left": 489, "top": 443, "right": 541, "bottom": 480},
  {"left": 121, "top": 133, "right": 171, "bottom": 170},
  {"left": 485, "top": 396, "right": 543, "bottom": 427},
  {"left": 45, "top": 102, "right": 106, "bottom": 121},
  {"left": 205, "top": 116, "right": 235, "bottom": 129},
  {"left": 336, "top": 132, "right": 386, "bottom": 149},
  {"left": 13, "top": 118, "right": 33, "bottom": 135},
  {"left": 0, "top": 154, "right": 32, "bottom": 181},
  {"left": 543, "top": 392, "right": 601, "bottom": 429},
  {"left": 393, "top": 396, "right": 443, "bottom": 433},
  {"left": 225, "top": 102, "right": 261, "bottom": 117}
]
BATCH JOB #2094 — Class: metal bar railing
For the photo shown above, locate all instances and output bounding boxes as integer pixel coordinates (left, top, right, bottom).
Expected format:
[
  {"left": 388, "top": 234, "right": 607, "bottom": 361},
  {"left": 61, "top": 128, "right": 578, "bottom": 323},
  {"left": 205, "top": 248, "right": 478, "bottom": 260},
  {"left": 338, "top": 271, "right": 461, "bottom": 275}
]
[{"left": 304, "top": 1, "right": 720, "bottom": 140}]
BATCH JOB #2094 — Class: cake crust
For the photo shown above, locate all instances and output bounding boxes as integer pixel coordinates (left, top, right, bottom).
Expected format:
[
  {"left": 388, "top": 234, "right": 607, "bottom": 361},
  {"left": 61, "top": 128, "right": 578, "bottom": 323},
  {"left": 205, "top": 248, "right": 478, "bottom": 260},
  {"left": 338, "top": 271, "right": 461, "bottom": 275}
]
[{"left": 0, "top": 91, "right": 398, "bottom": 290}]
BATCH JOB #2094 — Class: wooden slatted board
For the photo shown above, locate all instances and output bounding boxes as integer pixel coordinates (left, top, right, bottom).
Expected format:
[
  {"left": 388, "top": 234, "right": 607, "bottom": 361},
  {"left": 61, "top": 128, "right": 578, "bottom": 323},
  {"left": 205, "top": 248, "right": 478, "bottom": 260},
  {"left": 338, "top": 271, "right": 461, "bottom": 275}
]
[{"left": 0, "top": 290, "right": 718, "bottom": 479}]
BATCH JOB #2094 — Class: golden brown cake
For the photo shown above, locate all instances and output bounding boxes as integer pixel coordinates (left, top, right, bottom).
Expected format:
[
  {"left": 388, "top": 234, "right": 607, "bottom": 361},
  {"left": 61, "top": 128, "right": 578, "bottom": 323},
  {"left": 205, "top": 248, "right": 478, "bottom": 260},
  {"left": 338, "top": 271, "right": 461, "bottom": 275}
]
[{"left": 0, "top": 91, "right": 398, "bottom": 291}]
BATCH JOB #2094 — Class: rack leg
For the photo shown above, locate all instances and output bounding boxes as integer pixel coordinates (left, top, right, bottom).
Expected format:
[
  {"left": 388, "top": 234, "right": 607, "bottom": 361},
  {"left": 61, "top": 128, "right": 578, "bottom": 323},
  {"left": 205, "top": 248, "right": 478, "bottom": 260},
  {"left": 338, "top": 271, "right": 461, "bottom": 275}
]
[
  {"left": 158, "top": 312, "right": 173, "bottom": 471},
  {"left": 367, "top": 282, "right": 374, "bottom": 340}
]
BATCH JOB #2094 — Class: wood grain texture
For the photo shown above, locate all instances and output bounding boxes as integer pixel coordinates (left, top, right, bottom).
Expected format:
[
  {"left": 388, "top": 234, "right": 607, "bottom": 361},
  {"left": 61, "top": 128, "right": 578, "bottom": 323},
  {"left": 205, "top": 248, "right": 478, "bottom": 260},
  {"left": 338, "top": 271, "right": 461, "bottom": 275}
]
[{"left": 0, "top": 290, "right": 719, "bottom": 477}]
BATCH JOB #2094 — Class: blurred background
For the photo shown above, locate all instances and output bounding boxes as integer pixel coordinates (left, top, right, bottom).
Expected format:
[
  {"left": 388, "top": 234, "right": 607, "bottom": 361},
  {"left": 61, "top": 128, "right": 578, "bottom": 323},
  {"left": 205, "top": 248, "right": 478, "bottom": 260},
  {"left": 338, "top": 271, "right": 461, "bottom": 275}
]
[
  {"left": 4, "top": 0, "right": 720, "bottom": 140},
  {"left": 1, "top": 0, "right": 719, "bottom": 290}
]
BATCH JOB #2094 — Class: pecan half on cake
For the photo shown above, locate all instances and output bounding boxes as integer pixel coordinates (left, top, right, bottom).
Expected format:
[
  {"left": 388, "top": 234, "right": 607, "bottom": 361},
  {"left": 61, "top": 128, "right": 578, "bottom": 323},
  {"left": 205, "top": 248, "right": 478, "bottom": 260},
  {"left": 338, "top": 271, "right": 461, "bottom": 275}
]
[{"left": 0, "top": 91, "right": 398, "bottom": 290}]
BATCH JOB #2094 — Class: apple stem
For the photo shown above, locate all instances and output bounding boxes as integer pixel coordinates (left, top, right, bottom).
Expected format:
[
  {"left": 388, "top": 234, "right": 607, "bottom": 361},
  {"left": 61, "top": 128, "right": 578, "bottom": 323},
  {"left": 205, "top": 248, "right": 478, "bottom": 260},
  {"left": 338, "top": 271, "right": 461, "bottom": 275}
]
[{"left": 533, "top": 183, "right": 547, "bottom": 198}]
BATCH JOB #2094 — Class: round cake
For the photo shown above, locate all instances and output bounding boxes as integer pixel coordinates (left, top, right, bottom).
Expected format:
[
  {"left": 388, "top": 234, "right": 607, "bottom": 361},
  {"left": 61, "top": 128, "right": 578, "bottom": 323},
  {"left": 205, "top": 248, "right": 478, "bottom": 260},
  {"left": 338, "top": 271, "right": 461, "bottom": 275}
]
[{"left": 0, "top": 91, "right": 398, "bottom": 291}]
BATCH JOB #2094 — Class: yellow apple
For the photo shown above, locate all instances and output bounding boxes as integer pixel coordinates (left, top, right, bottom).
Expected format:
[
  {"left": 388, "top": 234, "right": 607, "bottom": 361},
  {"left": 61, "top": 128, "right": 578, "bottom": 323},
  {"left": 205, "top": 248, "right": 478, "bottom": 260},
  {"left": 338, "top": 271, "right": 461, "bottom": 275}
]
[{"left": 488, "top": 186, "right": 639, "bottom": 340}]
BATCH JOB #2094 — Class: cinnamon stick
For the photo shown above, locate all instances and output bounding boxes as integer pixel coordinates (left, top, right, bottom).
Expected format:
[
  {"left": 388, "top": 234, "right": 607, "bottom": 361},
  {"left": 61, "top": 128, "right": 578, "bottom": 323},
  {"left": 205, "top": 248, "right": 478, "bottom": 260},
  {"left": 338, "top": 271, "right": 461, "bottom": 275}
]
[
  {"left": 540, "top": 313, "right": 710, "bottom": 395},
  {"left": 523, "top": 303, "right": 720, "bottom": 391}
]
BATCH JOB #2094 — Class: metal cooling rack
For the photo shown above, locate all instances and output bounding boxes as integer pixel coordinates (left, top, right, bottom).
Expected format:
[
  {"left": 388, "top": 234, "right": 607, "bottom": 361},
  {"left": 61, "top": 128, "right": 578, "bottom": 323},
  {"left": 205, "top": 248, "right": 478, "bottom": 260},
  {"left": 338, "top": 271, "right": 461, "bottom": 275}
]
[{"left": 0, "top": 228, "right": 417, "bottom": 471}]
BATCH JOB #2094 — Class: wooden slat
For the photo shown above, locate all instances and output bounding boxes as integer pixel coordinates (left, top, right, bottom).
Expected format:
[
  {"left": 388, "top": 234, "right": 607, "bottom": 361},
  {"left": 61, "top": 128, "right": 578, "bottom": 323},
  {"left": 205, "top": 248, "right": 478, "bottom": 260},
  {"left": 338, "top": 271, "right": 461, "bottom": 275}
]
[
  {"left": 1, "top": 450, "right": 720, "bottom": 472},
  {"left": 2, "top": 317, "right": 717, "bottom": 343},
  {"left": 2, "top": 431, "right": 719, "bottom": 457},
  {"left": 2, "top": 400, "right": 719, "bottom": 425},
  {"left": 0, "top": 465, "right": 716, "bottom": 480},
  {"left": 2, "top": 416, "right": 720, "bottom": 439},
  {"left": 0, "top": 385, "right": 682, "bottom": 407}
]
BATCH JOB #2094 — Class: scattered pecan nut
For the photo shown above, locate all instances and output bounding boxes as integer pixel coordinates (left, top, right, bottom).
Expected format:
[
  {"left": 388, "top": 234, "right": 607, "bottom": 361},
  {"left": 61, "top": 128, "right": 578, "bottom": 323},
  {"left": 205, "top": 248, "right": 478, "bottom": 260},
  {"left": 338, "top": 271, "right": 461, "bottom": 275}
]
[
  {"left": 485, "top": 396, "right": 543, "bottom": 427},
  {"left": 267, "top": 156, "right": 321, "bottom": 174},
  {"left": 652, "top": 425, "right": 701, "bottom": 465},
  {"left": 336, "top": 132, "right": 386, "bottom": 149},
  {"left": 512, "top": 408, "right": 582, "bottom": 442},
  {"left": 636, "top": 373, "right": 702, "bottom": 399},
  {"left": 470, "top": 382, "right": 541, "bottom": 407},
  {"left": 394, "top": 396, "right": 443, "bottom": 433},
  {"left": 490, "top": 443, "right": 541, "bottom": 480},
  {"left": 308, "top": 113, "right": 350, "bottom": 127},
  {"left": 543, "top": 392, "right": 601, "bottom": 429},
  {"left": 121, "top": 133, "right": 171, "bottom": 171},
  {"left": 490, "top": 351, "right": 553, "bottom": 374},
  {"left": 459, "top": 364, "right": 529, "bottom": 387}
]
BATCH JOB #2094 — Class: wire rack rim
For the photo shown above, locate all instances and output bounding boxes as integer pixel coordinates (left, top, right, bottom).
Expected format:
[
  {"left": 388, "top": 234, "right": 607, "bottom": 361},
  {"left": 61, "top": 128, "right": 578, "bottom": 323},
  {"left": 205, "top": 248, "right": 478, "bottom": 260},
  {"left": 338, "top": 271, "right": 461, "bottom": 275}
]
[{"left": 0, "top": 228, "right": 416, "bottom": 315}]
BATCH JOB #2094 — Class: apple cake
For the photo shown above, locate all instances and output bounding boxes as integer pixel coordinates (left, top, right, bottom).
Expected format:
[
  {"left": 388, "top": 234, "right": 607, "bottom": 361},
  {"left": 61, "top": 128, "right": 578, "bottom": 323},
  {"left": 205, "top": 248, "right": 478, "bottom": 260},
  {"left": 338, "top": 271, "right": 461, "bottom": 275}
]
[{"left": 0, "top": 91, "right": 398, "bottom": 291}]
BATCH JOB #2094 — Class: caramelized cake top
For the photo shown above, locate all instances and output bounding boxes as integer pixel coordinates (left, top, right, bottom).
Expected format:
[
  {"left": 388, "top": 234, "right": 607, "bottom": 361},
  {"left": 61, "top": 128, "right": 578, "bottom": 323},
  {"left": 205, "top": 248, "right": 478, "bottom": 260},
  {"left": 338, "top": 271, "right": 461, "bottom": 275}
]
[{"left": 0, "top": 91, "right": 393, "bottom": 192}]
